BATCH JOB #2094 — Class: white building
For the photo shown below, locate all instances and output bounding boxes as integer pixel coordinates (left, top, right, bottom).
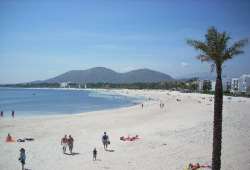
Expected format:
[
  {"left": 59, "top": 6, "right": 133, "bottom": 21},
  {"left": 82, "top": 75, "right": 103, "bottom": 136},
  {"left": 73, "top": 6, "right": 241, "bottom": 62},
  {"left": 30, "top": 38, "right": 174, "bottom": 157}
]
[
  {"left": 60, "top": 82, "right": 69, "bottom": 88},
  {"left": 238, "top": 74, "right": 250, "bottom": 93},
  {"left": 197, "top": 80, "right": 204, "bottom": 91},
  {"left": 197, "top": 80, "right": 211, "bottom": 91},
  {"left": 231, "top": 78, "right": 239, "bottom": 93},
  {"left": 223, "top": 78, "right": 232, "bottom": 92},
  {"left": 211, "top": 81, "right": 216, "bottom": 91}
]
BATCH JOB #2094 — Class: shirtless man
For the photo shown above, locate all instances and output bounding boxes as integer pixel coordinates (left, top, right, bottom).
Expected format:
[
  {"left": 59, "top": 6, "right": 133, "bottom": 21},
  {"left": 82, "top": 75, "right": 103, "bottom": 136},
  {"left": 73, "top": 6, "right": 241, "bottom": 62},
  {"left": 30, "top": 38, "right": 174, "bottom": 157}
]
[
  {"left": 102, "top": 132, "right": 109, "bottom": 150},
  {"left": 68, "top": 135, "right": 74, "bottom": 154},
  {"left": 61, "top": 135, "right": 68, "bottom": 154}
]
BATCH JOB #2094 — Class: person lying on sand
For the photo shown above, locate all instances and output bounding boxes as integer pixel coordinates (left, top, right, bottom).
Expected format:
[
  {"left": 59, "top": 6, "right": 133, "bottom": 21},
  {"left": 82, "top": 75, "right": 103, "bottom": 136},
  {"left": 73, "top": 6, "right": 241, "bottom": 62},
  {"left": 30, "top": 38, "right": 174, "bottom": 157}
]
[
  {"left": 188, "top": 163, "right": 211, "bottom": 170},
  {"left": 17, "top": 139, "right": 25, "bottom": 142},
  {"left": 188, "top": 163, "right": 200, "bottom": 170},
  {"left": 6, "top": 133, "right": 15, "bottom": 142},
  {"left": 17, "top": 138, "right": 35, "bottom": 142},
  {"left": 120, "top": 135, "right": 139, "bottom": 141}
]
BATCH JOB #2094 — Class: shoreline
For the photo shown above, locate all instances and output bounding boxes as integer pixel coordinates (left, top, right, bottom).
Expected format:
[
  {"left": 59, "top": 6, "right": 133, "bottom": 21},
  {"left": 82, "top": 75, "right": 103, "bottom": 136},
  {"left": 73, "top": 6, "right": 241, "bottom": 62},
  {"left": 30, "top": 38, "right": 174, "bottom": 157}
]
[
  {"left": 1, "top": 89, "right": 250, "bottom": 170},
  {"left": 0, "top": 88, "right": 145, "bottom": 119}
]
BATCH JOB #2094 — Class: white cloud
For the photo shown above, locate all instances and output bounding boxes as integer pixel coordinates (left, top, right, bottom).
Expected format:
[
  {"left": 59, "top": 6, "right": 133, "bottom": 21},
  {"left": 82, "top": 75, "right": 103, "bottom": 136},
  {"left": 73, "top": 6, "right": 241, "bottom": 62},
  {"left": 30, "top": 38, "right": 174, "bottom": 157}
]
[{"left": 181, "top": 62, "right": 189, "bottom": 67}]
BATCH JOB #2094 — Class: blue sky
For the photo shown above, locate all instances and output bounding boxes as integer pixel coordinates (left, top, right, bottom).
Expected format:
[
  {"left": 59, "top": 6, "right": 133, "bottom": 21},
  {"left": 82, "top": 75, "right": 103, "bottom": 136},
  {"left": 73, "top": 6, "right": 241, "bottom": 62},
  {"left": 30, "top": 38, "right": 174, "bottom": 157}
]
[{"left": 1, "top": 0, "right": 250, "bottom": 84}]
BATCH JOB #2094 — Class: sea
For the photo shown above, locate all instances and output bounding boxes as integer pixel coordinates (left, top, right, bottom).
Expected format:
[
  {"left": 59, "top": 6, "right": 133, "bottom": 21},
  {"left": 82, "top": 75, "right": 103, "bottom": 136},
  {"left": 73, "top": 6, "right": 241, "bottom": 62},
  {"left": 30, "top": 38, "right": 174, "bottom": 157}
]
[{"left": 0, "top": 88, "right": 141, "bottom": 117}]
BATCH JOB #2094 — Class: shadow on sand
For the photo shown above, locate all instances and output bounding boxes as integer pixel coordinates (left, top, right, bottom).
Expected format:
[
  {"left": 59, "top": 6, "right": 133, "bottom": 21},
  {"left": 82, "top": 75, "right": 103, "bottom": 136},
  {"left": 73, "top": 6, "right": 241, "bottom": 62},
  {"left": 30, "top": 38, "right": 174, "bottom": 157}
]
[
  {"left": 105, "top": 149, "right": 115, "bottom": 152},
  {"left": 64, "top": 152, "right": 80, "bottom": 156}
]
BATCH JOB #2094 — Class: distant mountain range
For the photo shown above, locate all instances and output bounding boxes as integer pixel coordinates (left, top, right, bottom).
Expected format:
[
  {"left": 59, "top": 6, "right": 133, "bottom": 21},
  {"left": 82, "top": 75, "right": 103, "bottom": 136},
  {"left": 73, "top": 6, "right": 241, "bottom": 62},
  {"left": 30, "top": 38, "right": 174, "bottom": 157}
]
[{"left": 40, "top": 67, "right": 173, "bottom": 84}]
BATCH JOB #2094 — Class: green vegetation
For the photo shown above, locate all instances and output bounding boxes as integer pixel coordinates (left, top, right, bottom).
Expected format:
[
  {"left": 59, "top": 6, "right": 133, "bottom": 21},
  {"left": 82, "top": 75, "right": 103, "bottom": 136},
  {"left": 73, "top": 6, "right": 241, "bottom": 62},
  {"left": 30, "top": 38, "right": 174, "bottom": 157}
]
[
  {"left": 0, "top": 83, "right": 60, "bottom": 88},
  {"left": 0, "top": 79, "right": 198, "bottom": 91}
]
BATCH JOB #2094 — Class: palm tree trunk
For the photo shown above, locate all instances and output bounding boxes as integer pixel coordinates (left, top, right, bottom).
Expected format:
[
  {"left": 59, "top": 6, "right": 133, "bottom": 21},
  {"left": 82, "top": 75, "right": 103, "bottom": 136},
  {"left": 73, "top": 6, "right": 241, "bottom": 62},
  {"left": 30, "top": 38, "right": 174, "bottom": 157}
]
[{"left": 212, "top": 65, "right": 223, "bottom": 170}]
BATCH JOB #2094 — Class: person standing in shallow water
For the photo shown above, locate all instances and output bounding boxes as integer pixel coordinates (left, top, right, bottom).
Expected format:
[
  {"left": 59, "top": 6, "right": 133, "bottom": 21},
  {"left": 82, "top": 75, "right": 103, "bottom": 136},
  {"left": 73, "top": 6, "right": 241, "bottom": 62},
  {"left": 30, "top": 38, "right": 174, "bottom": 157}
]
[
  {"left": 19, "top": 148, "right": 26, "bottom": 170},
  {"left": 0, "top": 111, "right": 3, "bottom": 117},
  {"left": 11, "top": 110, "right": 15, "bottom": 118}
]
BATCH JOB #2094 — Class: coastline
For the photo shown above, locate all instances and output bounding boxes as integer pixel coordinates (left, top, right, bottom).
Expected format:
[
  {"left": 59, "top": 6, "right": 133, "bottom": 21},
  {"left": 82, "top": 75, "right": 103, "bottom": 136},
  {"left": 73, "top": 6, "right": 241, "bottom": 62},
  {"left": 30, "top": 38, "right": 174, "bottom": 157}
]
[
  {"left": 0, "top": 88, "right": 144, "bottom": 118},
  {"left": 1, "top": 89, "right": 250, "bottom": 170}
]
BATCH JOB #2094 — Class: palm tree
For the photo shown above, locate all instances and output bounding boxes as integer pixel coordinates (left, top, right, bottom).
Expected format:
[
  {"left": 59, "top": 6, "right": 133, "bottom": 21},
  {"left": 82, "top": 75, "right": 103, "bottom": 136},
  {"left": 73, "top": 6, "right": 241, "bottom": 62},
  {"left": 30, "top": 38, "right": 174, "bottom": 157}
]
[{"left": 187, "top": 27, "right": 248, "bottom": 170}]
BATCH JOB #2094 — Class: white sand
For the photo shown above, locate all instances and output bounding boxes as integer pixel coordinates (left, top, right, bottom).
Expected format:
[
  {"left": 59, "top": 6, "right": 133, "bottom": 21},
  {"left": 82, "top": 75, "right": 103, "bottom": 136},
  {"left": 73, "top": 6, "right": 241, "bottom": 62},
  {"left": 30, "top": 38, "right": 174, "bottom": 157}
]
[{"left": 0, "top": 89, "right": 250, "bottom": 170}]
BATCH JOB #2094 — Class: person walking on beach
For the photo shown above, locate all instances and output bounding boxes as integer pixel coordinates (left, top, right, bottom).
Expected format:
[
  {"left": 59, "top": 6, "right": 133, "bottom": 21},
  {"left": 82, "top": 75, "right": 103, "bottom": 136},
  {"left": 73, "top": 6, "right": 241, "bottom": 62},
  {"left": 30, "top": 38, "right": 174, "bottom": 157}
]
[
  {"left": 141, "top": 103, "right": 144, "bottom": 109},
  {"left": 102, "top": 132, "right": 110, "bottom": 150},
  {"left": 68, "top": 135, "right": 74, "bottom": 154},
  {"left": 61, "top": 135, "right": 68, "bottom": 153},
  {"left": 160, "top": 103, "right": 165, "bottom": 109},
  {"left": 11, "top": 110, "right": 15, "bottom": 118},
  {"left": 93, "top": 148, "right": 97, "bottom": 161},
  {"left": 18, "top": 148, "right": 26, "bottom": 170},
  {"left": 0, "top": 111, "right": 3, "bottom": 117}
]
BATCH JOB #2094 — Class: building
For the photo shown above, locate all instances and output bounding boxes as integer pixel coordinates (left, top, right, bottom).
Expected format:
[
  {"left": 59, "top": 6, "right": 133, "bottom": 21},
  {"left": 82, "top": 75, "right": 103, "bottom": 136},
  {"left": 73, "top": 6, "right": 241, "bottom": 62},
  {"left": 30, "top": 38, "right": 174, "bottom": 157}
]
[
  {"left": 60, "top": 82, "right": 69, "bottom": 88},
  {"left": 224, "top": 81, "right": 231, "bottom": 92},
  {"left": 238, "top": 74, "right": 250, "bottom": 93},
  {"left": 197, "top": 80, "right": 211, "bottom": 92},
  {"left": 211, "top": 81, "right": 216, "bottom": 91},
  {"left": 197, "top": 80, "right": 204, "bottom": 91},
  {"left": 231, "top": 78, "right": 239, "bottom": 93}
]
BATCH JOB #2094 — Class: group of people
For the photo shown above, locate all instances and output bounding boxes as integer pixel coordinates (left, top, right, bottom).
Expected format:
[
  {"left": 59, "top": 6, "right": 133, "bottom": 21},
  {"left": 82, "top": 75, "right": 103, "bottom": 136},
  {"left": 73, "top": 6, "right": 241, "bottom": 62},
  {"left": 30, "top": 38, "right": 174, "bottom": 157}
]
[
  {"left": 16, "top": 131, "right": 211, "bottom": 169},
  {"left": 93, "top": 132, "right": 110, "bottom": 160},
  {"left": 61, "top": 135, "right": 74, "bottom": 154},
  {"left": 16, "top": 132, "right": 109, "bottom": 169},
  {"left": 60, "top": 132, "right": 110, "bottom": 161},
  {"left": 0, "top": 110, "right": 15, "bottom": 118}
]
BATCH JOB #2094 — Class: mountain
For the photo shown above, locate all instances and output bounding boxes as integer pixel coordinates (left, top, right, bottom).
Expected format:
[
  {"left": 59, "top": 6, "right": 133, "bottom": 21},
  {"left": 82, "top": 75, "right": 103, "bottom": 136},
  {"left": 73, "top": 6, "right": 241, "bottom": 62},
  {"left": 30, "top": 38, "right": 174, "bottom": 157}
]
[
  {"left": 44, "top": 67, "right": 173, "bottom": 84},
  {"left": 120, "top": 69, "right": 173, "bottom": 83}
]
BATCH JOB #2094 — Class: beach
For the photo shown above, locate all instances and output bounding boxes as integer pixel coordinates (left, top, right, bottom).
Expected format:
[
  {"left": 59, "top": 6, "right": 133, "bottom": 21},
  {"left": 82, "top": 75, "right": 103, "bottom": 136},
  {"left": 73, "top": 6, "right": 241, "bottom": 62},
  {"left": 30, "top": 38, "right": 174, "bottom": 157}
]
[{"left": 0, "top": 89, "right": 250, "bottom": 170}]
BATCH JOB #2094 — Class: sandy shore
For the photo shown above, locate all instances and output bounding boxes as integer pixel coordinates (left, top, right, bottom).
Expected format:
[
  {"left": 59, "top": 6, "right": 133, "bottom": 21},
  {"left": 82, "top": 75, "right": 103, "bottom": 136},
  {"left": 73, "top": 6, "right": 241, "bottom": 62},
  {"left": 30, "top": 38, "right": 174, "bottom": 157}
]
[{"left": 1, "top": 89, "right": 250, "bottom": 170}]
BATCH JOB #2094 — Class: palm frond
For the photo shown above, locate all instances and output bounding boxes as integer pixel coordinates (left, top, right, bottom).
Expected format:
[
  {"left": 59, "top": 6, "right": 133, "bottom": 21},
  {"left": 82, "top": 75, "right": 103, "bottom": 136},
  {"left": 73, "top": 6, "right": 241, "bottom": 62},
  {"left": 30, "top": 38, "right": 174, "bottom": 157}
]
[
  {"left": 218, "top": 31, "right": 231, "bottom": 54},
  {"left": 205, "top": 27, "right": 231, "bottom": 62},
  {"left": 223, "top": 39, "right": 248, "bottom": 60},
  {"left": 187, "top": 39, "right": 209, "bottom": 54},
  {"left": 187, "top": 26, "right": 248, "bottom": 69}
]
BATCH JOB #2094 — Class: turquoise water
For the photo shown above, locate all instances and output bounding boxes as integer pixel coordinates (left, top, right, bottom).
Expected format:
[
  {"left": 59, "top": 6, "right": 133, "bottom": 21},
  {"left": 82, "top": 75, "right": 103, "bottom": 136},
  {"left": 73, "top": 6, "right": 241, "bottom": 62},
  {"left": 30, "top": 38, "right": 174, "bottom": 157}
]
[{"left": 0, "top": 88, "right": 138, "bottom": 117}]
